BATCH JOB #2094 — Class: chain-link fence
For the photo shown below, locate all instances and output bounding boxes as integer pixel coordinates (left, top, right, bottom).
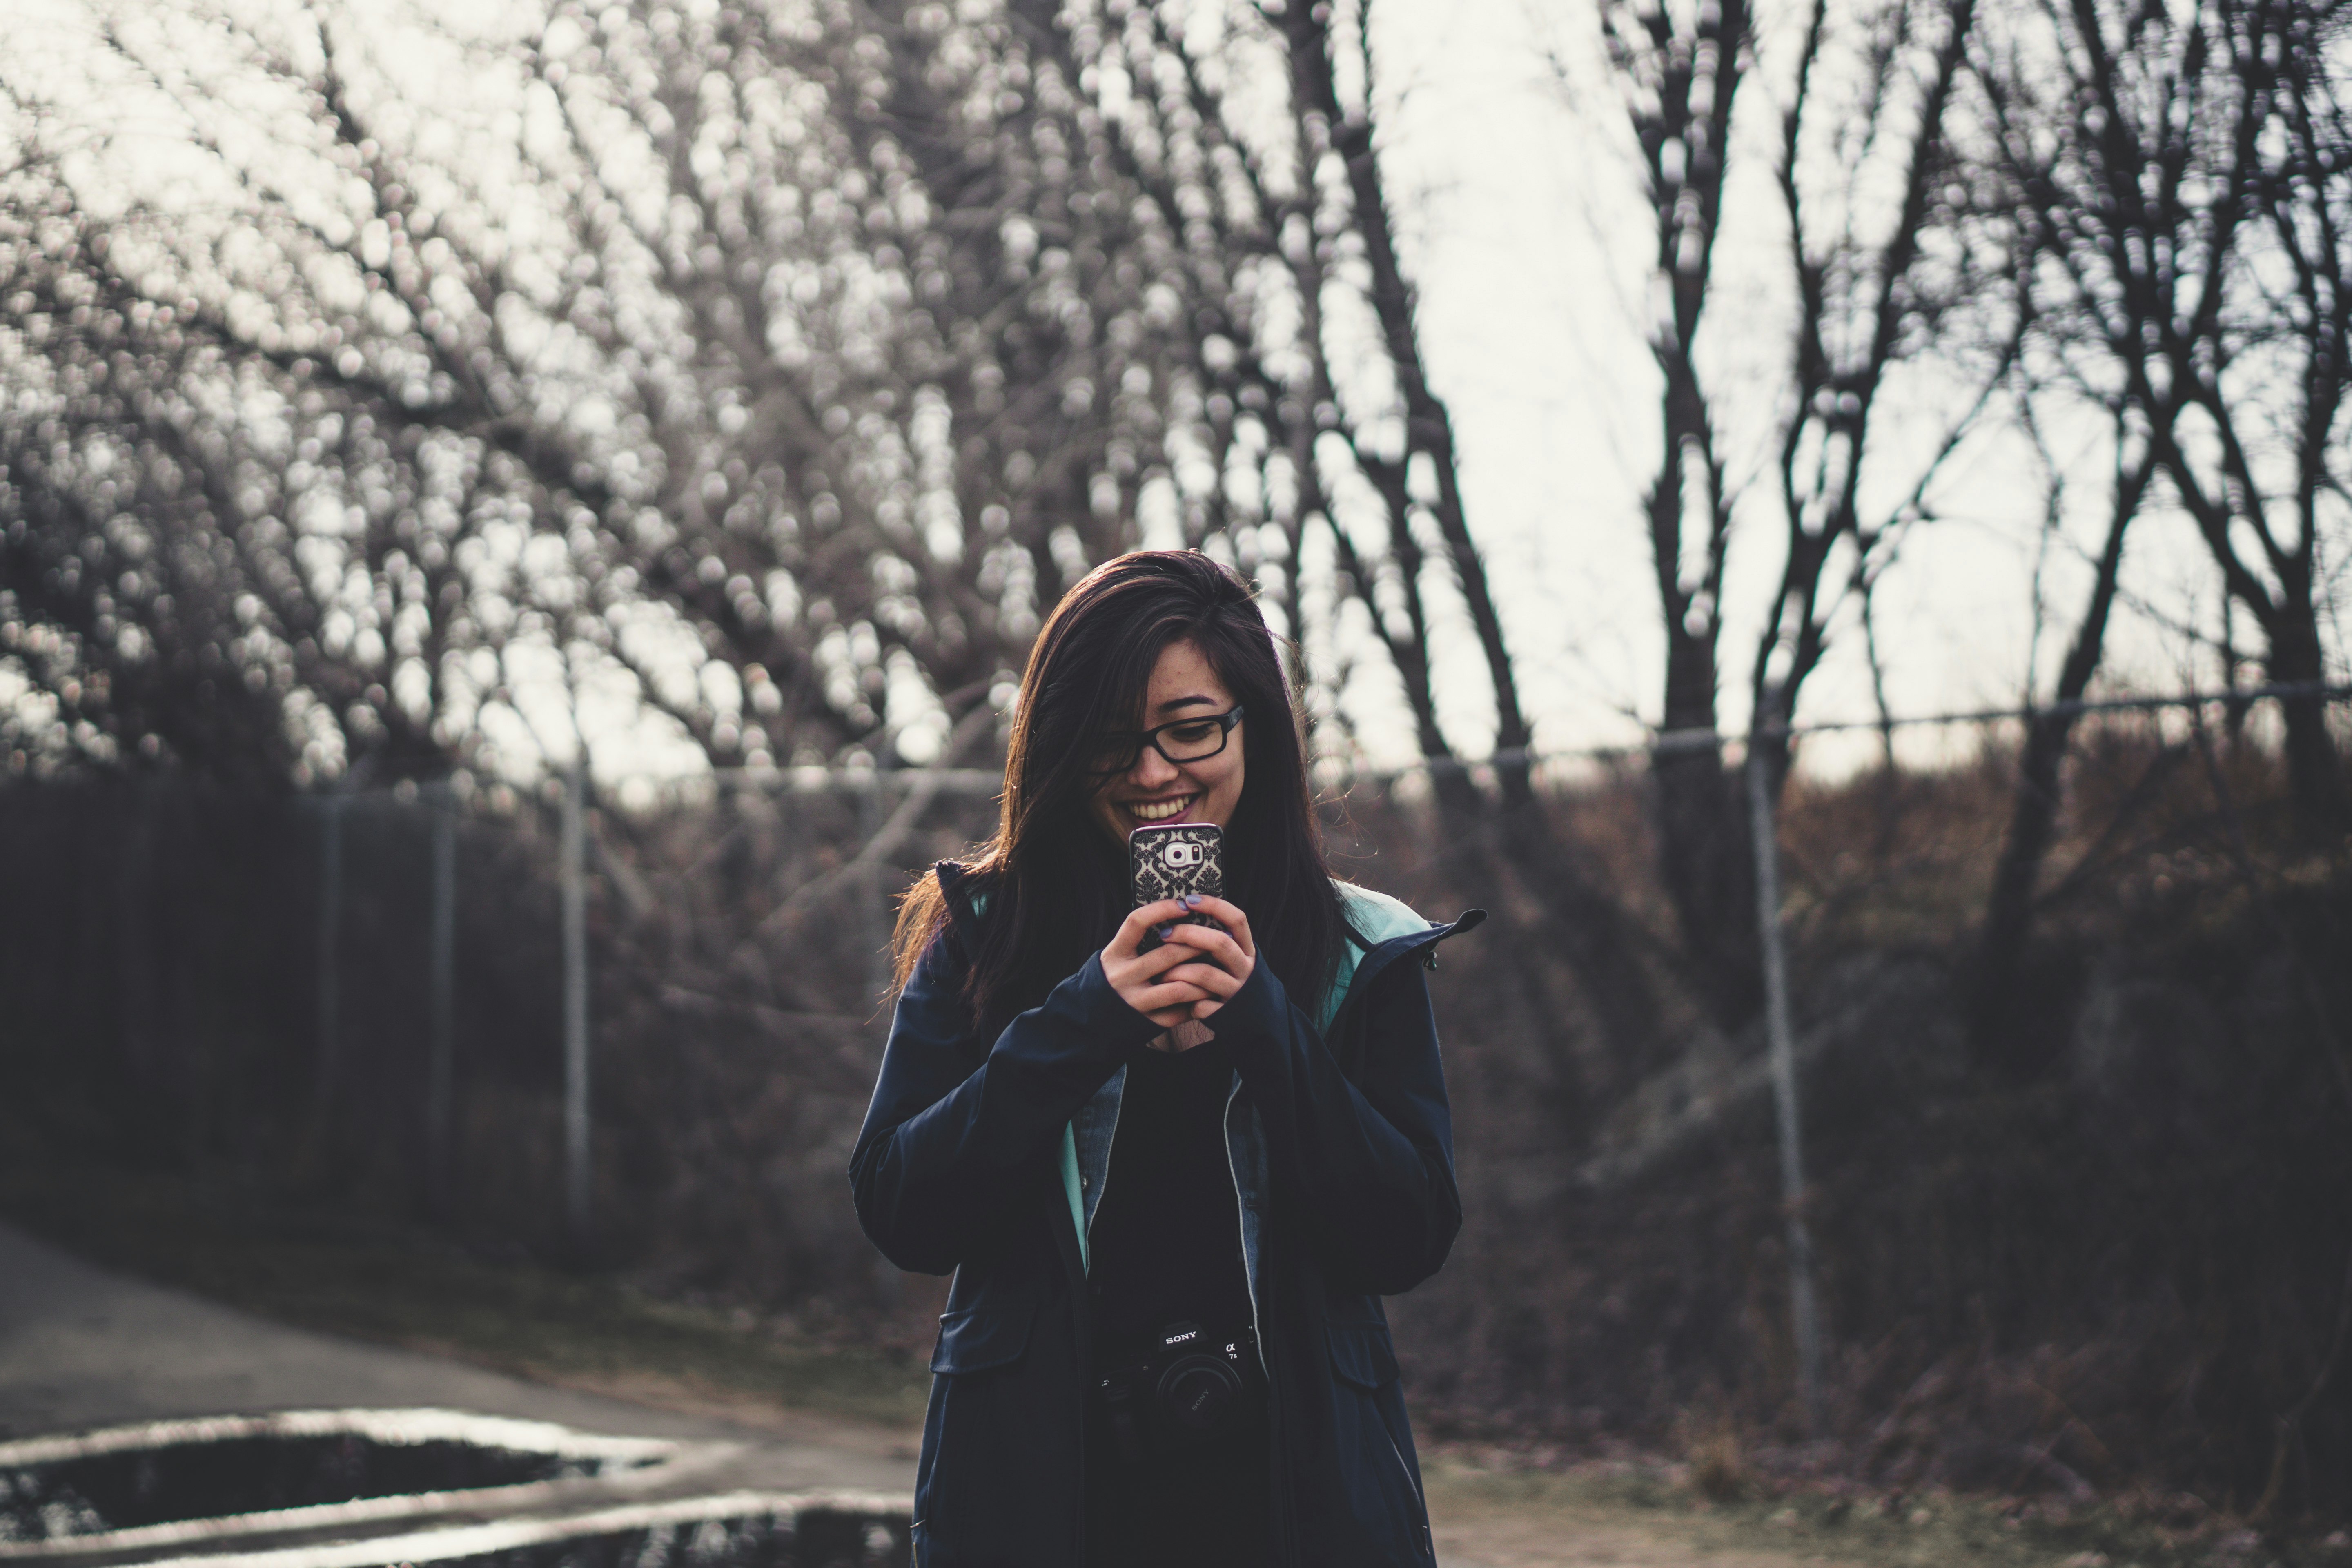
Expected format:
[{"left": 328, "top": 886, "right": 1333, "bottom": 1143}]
[
  {"left": 2, "top": 684, "right": 2348, "bottom": 1511},
  {"left": 0, "top": 765, "right": 991, "bottom": 1324}
]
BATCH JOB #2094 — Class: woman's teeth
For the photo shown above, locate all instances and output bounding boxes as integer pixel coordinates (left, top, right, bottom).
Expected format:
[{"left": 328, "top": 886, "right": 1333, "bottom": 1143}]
[{"left": 1130, "top": 795, "right": 1194, "bottom": 822}]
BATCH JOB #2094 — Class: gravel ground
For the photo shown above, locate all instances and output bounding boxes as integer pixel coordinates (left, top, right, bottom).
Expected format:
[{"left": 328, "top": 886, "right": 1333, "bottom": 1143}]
[{"left": 1, "top": 1220, "right": 1873, "bottom": 1568}]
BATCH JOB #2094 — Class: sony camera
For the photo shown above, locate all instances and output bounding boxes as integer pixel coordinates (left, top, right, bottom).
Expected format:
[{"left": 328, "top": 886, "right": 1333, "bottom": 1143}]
[{"left": 1098, "top": 1320, "right": 1266, "bottom": 1464}]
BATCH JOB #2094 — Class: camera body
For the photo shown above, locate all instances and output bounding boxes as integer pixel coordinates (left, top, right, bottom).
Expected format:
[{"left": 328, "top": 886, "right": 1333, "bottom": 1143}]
[{"left": 1098, "top": 1319, "right": 1265, "bottom": 1464}]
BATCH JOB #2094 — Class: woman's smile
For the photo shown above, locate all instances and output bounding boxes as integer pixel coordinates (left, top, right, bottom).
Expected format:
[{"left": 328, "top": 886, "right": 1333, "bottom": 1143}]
[{"left": 1122, "top": 792, "right": 1198, "bottom": 824}]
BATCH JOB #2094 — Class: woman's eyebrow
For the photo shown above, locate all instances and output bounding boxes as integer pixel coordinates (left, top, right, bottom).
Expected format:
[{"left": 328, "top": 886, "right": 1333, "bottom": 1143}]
[{"left": 1151, "top": 693, "right": 1222, "bottom": 717}]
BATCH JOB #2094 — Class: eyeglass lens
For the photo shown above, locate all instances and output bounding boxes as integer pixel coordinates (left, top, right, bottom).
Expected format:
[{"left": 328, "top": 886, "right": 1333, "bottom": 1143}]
[
  {"left": 1155, "top": 715, "right": 1232, "bottom": 760},
  {"left": 1091, "top": 710, "right": 1237, "bottom": 773}
]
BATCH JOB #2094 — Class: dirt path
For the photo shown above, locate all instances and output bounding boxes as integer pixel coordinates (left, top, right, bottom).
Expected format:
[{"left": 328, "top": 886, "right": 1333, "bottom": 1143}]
[
  {"left": 0, "top": 1219, "right": 1882, "bottom": 1568},
  {"left": 0, "top": 1218, "right": 911, "bottom": 1492},
  {"left": 1422, "top": 1474, "right": 1881, "bottom": 1568}
]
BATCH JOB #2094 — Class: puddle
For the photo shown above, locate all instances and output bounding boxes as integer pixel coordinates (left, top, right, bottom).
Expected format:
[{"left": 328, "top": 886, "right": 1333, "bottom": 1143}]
[
  {"left": 134, "top": 1492, "right": 916, "bottom": 1568},
  {"left": 0, "top": 1411, "right": 671, "bottom": 1546},
  {"left": 0, "top": 1414, "right": 912, "bottom": 1567}
]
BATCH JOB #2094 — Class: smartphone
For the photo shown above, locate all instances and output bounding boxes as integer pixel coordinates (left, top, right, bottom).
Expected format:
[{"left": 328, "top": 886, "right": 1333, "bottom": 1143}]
[{"left": 1130, "top": 823, "right": 1224, "bottom": 952}]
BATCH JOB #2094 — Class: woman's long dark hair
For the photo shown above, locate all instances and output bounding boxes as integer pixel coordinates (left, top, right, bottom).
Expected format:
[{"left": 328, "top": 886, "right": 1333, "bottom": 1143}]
[{"left": 892, "top": 550, "right": 1354, "bottom": 1027}]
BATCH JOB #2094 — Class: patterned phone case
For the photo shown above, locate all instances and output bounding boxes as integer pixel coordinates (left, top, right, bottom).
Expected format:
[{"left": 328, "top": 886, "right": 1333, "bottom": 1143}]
[{"left": 1130, "top": 823, "right": 1224, "bottom": 951}]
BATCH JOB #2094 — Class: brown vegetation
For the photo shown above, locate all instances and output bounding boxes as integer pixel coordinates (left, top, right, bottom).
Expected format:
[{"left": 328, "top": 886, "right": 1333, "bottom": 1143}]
[{"left": 3, "top": 711, "right": 2347, "bottom": 1524}]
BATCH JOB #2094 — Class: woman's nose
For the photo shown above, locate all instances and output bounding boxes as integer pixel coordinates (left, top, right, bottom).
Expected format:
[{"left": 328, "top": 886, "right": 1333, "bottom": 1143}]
[{"left": 1127, "top": 746, "right": 1180, "bottom": 788}]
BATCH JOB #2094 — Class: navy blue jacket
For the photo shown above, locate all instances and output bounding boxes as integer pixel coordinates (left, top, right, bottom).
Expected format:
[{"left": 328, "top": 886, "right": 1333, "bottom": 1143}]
[{"left": 850, "top": 862, "right": 1481, "bottom": 1568}]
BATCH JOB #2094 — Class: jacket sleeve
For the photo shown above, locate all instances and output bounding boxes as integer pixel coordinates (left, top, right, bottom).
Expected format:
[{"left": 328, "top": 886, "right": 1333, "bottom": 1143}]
[
  {"left": 1221, "top": 952, "right": 1461, "bottom": 1296},
  {"left": 849, "top": 924, "right": 1164, "bottom": 1275}
]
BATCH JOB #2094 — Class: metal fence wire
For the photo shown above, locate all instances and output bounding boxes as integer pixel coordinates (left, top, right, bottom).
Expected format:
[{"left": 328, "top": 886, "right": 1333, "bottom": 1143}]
[{"left": 1, "top": 678, "right": 2347, "bottom": 1505}]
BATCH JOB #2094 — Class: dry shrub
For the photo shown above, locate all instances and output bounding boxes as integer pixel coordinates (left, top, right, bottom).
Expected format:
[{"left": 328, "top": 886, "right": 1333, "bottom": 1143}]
[
  {"left": 3, "top": 715, "right": 2349, "bottom": 1520},
  {"left": 1680, "top": 1406, "right": 1755, "bottom": 1501}
]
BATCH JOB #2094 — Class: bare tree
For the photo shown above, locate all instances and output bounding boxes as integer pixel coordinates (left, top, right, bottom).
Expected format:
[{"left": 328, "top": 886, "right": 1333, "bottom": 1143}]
[
  {"left": 2150, "top": 0, "right": 2350, "bottom": 826},
  {"left": 1961, "top": 0, "right": 2236, "bottom": 1056},
  {"left": 1050, "top": 0, "right": 1669, "bottom": 1065},
  {"left": 520, "top": 0, "right": 1202, "bottom": 760},
  {"left": 2, "top": 0, "right": 1159, "bottom": 779},
  {"left": 0, "top": 121, "right": 481, "bottom": 785},
  {"left": 1754, "top": 0, "right": 2005, "bottom": 743},
  {"left": 1581, "top": 0, "right": 2001, "bottom": 1027},
  {"left": 1590, "top": 0, "right": 1760, "bottom": 1028},
  {"left": 1963, "top": 0, "right": 2352, "bottom": 1061}
]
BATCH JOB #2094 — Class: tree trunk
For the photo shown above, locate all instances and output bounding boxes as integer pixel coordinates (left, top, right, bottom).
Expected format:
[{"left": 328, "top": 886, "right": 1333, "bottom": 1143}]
[
  {"left": 2263, "top": 571, "right": 2344, "bottom": 831},
  {"left": 1654, "top": 749, "right": 1759, "bottom": 1027},
  {"left": 1971, "top": 466, "right": 2141, "bottom": 1073}
]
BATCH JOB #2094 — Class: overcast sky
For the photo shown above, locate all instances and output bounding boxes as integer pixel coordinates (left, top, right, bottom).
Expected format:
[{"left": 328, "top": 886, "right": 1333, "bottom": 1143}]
[
  {"left": 7, "top": 0, "right": 2340, "bottom": 784},
  {"left": 1359, "top": 0, "right": 2325, "bottom": 776}
]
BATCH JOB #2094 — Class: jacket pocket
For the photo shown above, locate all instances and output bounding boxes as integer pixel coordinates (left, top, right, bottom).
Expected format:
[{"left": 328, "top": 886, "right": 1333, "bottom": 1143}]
[
  {"left": 929, "top": 1301, "right": 1036, "bottom": 1376},
  {"left": 1327, "top": 1319, "right": 1430, "bottom": 1560},
  {"left": 1326, "top": 1321, "right": 1401, "bottom": 1390}
]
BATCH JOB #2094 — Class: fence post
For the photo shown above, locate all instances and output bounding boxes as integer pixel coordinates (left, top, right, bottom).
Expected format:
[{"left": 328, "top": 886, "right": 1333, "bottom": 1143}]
[
  {"left": 861, "top": 765, "right": 887, "bottom": 1010},
  {"left": 311, "top": 792, "right": 347, "bottom": 1133},
  {"left": 1746, "top": 739, "right": 1823, "bottom": 1428},
  {"left": 561, "top": 757, "right": 592, "bottom": 1247},
  {"left": 425, "top": 782, "right": 457, "bottom": 1215},
  {"left": 115, "top": 780, "right": 159, "bottom": 1082}
]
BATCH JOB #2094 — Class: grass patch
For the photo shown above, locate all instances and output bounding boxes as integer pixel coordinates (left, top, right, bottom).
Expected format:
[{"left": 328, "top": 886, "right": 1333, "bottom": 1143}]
[
  {"left": 0, "top": 1121, "right": 930, "bottom": 1433},
  {"left": 1423, "top": 1452, "right": 2347, "bottom": 1568}
]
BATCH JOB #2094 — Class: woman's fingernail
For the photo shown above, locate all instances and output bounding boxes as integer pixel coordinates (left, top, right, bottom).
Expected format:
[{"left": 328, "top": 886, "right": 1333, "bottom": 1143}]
[
  {"left": 1183, "top": 893, "right": 1202, "bottom": 909},
  {"left": 1156, "top": 924, "right": 1174, "bottom": 940}
]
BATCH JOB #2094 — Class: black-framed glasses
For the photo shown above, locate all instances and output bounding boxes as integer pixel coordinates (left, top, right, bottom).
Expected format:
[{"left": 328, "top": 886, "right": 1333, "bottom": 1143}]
[{"left": 1087, "top": 705, "right": 1245, "bottom": 776}]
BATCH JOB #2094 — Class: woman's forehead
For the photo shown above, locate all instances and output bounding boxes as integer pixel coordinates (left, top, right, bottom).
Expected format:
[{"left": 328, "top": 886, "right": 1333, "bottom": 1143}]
[{"left": 1143, "top": 638, "right": 1234, "bottom": 716}]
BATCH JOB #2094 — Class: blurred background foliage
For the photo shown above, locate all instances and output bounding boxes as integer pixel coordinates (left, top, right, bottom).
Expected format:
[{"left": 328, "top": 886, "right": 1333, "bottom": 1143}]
[{"left": 3, "top": 0, "right": 2350, "bottom": 1536}]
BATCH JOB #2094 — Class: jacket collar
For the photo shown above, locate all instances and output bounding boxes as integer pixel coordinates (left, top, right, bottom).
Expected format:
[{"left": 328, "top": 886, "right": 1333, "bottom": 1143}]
[
  {"left": 1325, "top": 910, "right": 1486, "bottom": 1035},
  {"left": 933, "top": 859, "right": 988, "bottom": 955}
]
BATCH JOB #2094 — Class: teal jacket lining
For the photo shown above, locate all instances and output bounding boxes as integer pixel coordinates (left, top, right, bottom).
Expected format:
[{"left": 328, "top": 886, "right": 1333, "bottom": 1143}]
[{"left": 1056, "top": 882, "right": 1430, "bottom": 1270}]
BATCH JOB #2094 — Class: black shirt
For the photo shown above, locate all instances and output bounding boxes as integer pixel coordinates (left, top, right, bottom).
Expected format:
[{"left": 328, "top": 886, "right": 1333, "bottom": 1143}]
[{"left": 1087, "top": 1033, "right": 1255, "bottom": 1362}]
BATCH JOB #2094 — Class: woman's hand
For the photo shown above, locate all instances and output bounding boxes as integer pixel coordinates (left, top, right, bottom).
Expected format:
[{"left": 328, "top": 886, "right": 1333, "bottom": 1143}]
[
  {"left": 1144, "top": 895, "right": 1256, "bottom": 1052},
  {"left": 1158, "top": 895, "right": 1255, "bottom": 1024},
  {"left": 1102, "top": 895, "right": 1258, "bottom": 1043},
  {"left": 1104, "top": 898, "right": 1222, "bottom": 1029}
]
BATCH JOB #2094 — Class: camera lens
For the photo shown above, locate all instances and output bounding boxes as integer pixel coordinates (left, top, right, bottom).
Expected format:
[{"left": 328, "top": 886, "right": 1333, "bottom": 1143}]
[{"left": 1156, "top": 1357, "right": 1242, "bottom": 1432}]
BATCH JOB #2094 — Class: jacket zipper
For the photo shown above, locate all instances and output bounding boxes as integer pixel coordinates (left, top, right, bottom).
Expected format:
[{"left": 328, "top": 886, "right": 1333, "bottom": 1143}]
[
  {"left": 1225, "top": 1071, "right": 1292, "bottom": 1568},
  {"left": 1073, "top": 1078, "right": 1121, "bottom": 1568},
  {"left": 1082, "top": 1074, "right": 1123, "bottom": 1263},
  {"left": 1385, "top": 1419, "right": 1429, "bottom": 1531},
  {"left": 1223, "top": 1074, "right": 1268, "bottom": 1375}
]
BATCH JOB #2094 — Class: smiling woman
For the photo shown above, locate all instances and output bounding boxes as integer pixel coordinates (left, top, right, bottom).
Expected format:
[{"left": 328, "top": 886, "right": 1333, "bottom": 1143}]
[
  {"left": 1085, "top": 642, "right": 1248, "bottom": 841},
  {"left": 853, "top": 550, "right": 1482, "bottom": 1568},
  {"left": 886, "top": 551, "right": 1356, "bottom": 1030}
]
